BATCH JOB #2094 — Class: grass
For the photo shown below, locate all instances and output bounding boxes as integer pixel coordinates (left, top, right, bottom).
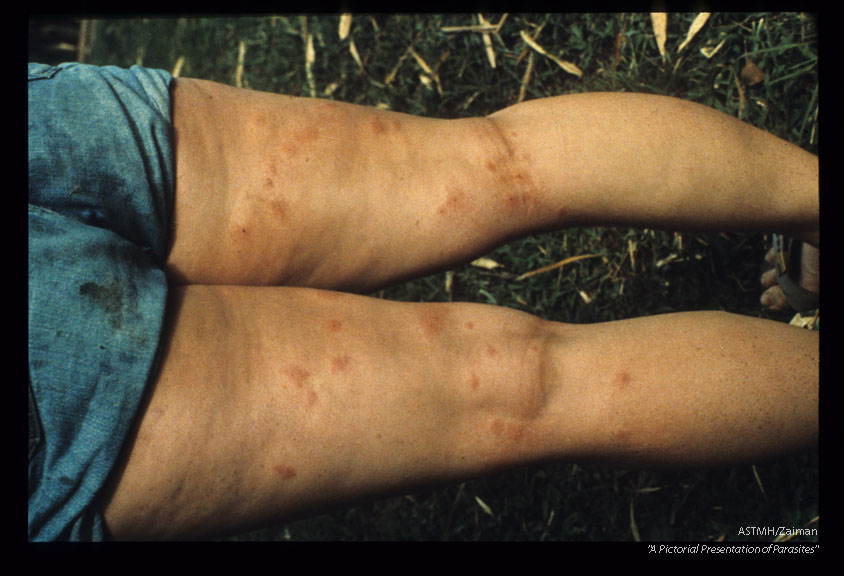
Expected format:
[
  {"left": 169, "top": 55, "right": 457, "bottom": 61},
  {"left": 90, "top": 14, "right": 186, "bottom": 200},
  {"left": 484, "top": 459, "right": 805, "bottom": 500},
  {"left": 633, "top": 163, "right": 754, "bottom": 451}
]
[{"left": 30, "top": 13, "right": 819, "bottom": 542}]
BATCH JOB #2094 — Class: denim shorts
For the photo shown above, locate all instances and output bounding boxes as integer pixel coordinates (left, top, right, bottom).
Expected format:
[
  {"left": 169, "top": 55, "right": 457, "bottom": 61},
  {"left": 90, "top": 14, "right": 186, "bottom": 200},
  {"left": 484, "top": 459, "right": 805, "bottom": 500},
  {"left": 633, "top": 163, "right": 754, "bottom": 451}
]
[{"left": 28, "top": 62, "right": 174, "bottom": 541}]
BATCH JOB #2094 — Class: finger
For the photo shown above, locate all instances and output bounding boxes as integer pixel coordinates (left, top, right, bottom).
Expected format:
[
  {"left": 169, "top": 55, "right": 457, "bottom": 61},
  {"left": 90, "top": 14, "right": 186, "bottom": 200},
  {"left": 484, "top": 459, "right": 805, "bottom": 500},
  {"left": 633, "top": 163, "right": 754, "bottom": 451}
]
[{"left": 760, "top": 286, "right": 789, "bottom": 310}]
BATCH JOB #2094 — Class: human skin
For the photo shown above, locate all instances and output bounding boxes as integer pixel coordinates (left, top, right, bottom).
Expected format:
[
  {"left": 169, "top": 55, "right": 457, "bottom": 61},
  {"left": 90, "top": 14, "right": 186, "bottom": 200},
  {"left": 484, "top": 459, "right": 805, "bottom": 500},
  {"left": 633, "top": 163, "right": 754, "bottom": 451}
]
[
  {"left": 164, "top": 79, "right": 818, "bottom": 291},
  {"left": 100, "top": 79, "right": 818, "bottom": 540}
]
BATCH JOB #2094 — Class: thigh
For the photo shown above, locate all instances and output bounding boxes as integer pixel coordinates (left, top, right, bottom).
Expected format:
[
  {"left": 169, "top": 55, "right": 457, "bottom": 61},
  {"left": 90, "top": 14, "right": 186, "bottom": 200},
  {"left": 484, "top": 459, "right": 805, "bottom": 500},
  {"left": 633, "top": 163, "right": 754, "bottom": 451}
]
[
  {"left": 99, "top": 285, "right": 554, "bottom": 540},
  {"left": 166, "top": 80, "right": 819, "bottom": 293},
  {"left": 165, "top": 78, "right": 539, "bottom": 292}
]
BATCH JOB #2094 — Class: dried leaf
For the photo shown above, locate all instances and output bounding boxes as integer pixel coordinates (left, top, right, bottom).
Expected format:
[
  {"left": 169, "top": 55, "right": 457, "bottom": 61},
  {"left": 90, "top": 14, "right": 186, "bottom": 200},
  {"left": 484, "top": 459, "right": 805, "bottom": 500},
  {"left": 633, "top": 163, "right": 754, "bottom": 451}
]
[
  {"left": 734, "top": 70, "right": 746, "bottom": 117},
  {"left": 171, "top": 55, "right": 185, "bottom": 78},
  {"left": 483, "top": 37, "right": 496, "bottom": 69},
  {"left": 630, "top": 498, "right": 641, "bottom": 542},
  {"left": 741, "top": 59, "right": 766, "bottom": 86},
  {"left": 441, "top": 24, "right": 499, "bottom": 33},
  {"left": 338, "top": 13, "right": 352, "bottom": 40},
  {"left": 656, "top": 253, "right": 682, "bottom": 268},
  {"left": 516, "top": 253, "right": 601, "bottom": 281},
  {"left": 519, "top": 29, "right": 547, "bottom": 55},
  {"left": 235, "top": 41, "right": 246, "bottom": 88},
  {"left": 627, "top": 238, "right": 637, "bottom": 271},
  {"left": 677, "top": 12, "right": 710, "bottom": 53},
  {"left": 613, "top": 28, "right": 625, "bottom": 64},
  {"left": 636, "top": 486, "right": 662, "bottom": 494},
  {"left": 519, "top": 30, "right": 582, "bottom": 77},
  {"left": 409, "top": 47, "right": 432, "bottom": 75},
  {"left": 349, "top": 38, "right": 363, "bottom": 71},
  {"left": 478, "top": 14, "right": 496, "bottom": 69},
  {"left": 471, "top": 257, "right": 502, "bottom": 270},
  {"left": 789, "top": 310, "right": 819, "bottom": 330},
  {"left": 432, "top": 52, "right": 446, "bottom": 97},
  {"left": 517, "top": 50, "right": 534, "bottom": 104},
  {"left": 305, "top": 34, "right": 315, "bottom": 66},
  {"left": 384, "top": 46, "right": 411, "bottom": 85},
  {"left": 752, "top": 464, "right": 767, "bottom": 498},
  {"left": 305, "top": 34, "right": 315, "bottom": 98},
  {"left": 548, "top": 54, "right": 583, "bottom": 77},
  {"left": 651, "top": 12, "right": 667, "bottom": 60},
  {"left": 700, "top": 38, "right": 726, "bottom": 59},
  {"left": 475, "top": 496, "right": 493, "bottom": 516}
]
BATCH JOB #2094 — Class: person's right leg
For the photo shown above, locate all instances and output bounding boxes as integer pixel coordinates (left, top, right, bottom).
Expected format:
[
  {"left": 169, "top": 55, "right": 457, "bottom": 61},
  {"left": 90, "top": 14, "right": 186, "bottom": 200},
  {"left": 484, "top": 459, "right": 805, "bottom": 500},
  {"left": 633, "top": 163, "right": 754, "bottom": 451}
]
[{"left": 99, "top": 285, "right": 818, "bottom": 540}]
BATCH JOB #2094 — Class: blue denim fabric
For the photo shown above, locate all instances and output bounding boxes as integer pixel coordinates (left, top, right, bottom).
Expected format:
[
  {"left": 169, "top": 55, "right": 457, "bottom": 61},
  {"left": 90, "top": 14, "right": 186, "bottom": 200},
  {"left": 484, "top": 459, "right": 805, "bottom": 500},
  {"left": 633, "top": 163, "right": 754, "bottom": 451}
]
[{"left": 28, "top": 62, "right": 174, "bottom": 541}]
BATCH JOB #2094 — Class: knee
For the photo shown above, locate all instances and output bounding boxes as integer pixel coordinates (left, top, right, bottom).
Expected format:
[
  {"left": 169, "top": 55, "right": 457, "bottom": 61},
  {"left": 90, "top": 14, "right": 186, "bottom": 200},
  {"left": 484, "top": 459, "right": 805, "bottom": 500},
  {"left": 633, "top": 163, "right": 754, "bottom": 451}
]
[
  {"left": 407, "top": 300, "right": 556, "bottom": 427},
  {"left": 460, "top": 306, "right": 555, "bottom": 424},
  {"left": 465, "top": 311, "right": 563, "bottom": 463},
  {"left": 510, "top": 317, "right": 555, "bottom": 422}
]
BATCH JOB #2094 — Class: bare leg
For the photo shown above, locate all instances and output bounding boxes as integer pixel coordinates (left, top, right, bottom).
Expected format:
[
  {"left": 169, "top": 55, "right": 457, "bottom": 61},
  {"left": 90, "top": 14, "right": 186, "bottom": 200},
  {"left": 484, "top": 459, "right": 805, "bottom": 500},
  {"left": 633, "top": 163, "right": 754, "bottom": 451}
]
[
  {"left": 487, "top": 93, "right": 818, "bottom": 247},
  {"left": 99, "top": 80, "right": 818, "bottom": 540},
  {"left": 167, "top": 80, "right": 818, "bottom": 292},
  {"left": 100, "top": 286, "right": 817, "bottom": 540}
]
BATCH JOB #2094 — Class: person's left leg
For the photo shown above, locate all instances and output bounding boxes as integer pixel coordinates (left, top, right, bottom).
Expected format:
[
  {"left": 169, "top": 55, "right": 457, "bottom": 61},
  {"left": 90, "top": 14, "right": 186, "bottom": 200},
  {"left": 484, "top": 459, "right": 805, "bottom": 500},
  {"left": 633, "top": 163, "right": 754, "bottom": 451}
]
[
  {"left": 99, "top": 284, "right": 818, "bottom": 540},
  {"left": 99, "top": 284, "right": 561, "bottom": 539}
]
